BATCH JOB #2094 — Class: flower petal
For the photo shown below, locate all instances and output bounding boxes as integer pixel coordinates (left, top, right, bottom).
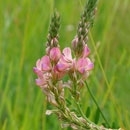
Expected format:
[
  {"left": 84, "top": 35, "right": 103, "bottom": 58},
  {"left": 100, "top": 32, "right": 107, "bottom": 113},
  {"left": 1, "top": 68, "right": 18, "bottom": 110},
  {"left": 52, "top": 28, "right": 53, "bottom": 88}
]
[
  {"left": 56, "top": 62, "right": 70, "bottom": 72},
  {"left": 33, "top": 67, "right": 43, "bottom": 78},
  {"left": 49, "top": 47, "right": 61, "bottom": 62},
  {"left": 36, "top": 59, "right": 41, "bottom": 69},
  {"left": 62, "top": 47, "right": 72, "bottom": 62},
  {"left": 76, "top": 58, "right": 94, "bottom": 73},
  {"left": 35, "top": 78, "right": 46, "bottom": 86},
  {"left": 82, "top": 45, "right": 90, "bottom": 58},
  {"left": 41, "top": 56, "right": 51, "bottom": 71}
]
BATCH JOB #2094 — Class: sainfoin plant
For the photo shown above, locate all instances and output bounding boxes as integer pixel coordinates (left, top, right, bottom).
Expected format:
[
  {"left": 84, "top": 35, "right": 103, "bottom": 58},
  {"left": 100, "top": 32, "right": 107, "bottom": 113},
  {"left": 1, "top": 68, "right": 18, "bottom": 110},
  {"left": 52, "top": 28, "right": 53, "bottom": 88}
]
[{"left": 33, "top": 0, "right": 123, "bottom": 129}]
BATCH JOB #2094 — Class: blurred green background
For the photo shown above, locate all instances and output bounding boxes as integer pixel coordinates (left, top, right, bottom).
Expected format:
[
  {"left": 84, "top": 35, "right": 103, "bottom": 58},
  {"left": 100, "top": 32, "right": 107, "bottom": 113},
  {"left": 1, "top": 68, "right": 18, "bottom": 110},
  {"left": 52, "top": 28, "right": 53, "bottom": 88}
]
[{"left": 0, "top": 0, "right": 130, "bottom": 129}]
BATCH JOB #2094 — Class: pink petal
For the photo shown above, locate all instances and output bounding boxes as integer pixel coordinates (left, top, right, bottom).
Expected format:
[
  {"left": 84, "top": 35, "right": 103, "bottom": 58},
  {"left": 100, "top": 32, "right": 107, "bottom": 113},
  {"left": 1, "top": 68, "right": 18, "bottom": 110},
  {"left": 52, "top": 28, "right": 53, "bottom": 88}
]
[
  {"left": 82, "top": 45, "right": 90, "bottom": 58},
  {"left": 76, "top": 58, "right": 94, "bottom": 73},
  {"left": 36, "top": 59, "right": 41, "bottom": 69},
  {"left": 41, "top": 56, "right": 51, "bottom": 71},
  {"left": 56, "top": 62, "right": 70, "bottom": 72},
  {"left": 53, "top": 67, "right": 66, "bottom": 79},
  {"left": 62, "top": 47, "right": 72, "bottom": 62},
  {"left": 87, "top": 63, "right": 94, "bottom": 70},
  {"left": 33, "top": 67, "right": 43, "bottom": 78},
  {"left": 85, "top": 58, "right": 94, "bottom": 70},
  {"left": 49, "top": 47, "right": 61, "bottom": 62},
  {"left": 35, "top": 78, "right": 46, "bottom": 86}
]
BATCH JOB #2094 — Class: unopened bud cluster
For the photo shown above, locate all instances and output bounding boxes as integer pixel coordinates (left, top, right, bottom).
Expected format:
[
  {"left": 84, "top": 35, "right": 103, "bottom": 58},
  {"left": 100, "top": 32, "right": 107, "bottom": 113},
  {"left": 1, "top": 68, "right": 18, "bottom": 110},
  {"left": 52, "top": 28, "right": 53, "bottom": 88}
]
[
  {"left": 72, "top": 0, "right": 97, "bottom": 58},
  {"left": 46, "top": 11, "right": 60, "bottom": 53}
]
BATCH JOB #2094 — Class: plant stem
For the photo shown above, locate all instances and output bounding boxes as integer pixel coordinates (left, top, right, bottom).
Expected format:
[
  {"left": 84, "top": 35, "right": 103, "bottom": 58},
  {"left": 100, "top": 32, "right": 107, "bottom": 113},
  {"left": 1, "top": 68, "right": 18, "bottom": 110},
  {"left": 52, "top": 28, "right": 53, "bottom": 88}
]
[{"left": 85, "top": 81, "right": 110, "bottom": 127}]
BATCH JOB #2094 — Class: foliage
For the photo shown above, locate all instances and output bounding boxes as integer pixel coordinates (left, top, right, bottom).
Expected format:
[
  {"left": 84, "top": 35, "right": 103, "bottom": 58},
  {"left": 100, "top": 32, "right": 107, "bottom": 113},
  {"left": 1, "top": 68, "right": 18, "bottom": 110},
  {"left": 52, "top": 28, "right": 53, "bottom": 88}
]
[{"left": 0, "top": 0, "right": 130, "bottom": 130}]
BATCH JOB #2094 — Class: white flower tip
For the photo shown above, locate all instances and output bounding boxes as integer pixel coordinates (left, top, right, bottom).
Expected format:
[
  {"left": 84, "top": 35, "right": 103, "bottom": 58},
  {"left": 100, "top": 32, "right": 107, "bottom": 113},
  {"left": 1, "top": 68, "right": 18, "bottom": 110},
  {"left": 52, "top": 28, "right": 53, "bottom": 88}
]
[{"left": 45, "top": 110, "right": 53, "bottom": 115}]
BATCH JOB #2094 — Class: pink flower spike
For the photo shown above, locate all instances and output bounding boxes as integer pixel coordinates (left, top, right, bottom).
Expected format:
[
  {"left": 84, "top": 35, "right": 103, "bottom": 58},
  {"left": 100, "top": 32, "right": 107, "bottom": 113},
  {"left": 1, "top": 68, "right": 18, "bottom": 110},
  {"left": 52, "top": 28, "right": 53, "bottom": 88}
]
[
  {"left": 41, "top": 56, "right": 51, "bottom": 71},
  {"left": 49, "top": 47, "right": 61, "bottom": 62},
  {"left": 82, "top": 45, "right": 90, "bottom": 58}
]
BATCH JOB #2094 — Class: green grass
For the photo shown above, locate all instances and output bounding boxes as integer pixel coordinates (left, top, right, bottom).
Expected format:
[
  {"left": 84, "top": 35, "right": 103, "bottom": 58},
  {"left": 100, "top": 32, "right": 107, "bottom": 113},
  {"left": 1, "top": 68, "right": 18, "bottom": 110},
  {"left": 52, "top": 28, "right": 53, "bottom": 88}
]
[{"left": 0, "top": 0, "right": 130, "bottom": 129}]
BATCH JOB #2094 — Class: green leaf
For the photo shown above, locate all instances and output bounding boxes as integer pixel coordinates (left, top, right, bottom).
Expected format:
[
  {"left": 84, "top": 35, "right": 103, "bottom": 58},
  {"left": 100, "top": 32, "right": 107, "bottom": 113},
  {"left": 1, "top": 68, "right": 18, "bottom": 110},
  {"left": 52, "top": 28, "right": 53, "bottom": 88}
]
[
  {"left": 94, "top": 108, "right": 100, "bottom": 124},
  {"left": 112, "top": 121, "right": 119, "bottom": 129},
  {"left": 85, "top": 106, "right": 91, "bottom": 117},
  {"left": 65, "top": 98, "right": 72, "bottom": 106}
]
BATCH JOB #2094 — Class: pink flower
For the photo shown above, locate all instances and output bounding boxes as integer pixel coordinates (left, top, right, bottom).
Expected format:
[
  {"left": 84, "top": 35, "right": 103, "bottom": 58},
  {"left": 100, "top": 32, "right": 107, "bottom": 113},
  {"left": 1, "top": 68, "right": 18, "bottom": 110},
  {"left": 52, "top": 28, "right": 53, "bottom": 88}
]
[
  {"left": 53, "top": 66, "right": 66, "bottom": 80},
  {"left": 56, "top": 47, "right": 73, "bottom": 72},
  {"left": 82, "top": 45, "right": 90, "bottom": 58},
  {"left": 33, "top": 56, "right": 52, "bottom": 88},
  {"left": 62, "top": 47, "right": 73, "bottom": 62},
  {"left": 41, "top": 56, "right": 52, "bottom": 71},
  {"left": 35, "top": 78, "right": 46, "bottom": 86},
  {"left": 34, "top": 44, "right": 94, "bottom": 89},
  {"left": 56, "top": 46, "right": 93, "bottom": 74},
  {"left": 76, "top": 58, "right": 94, "bottom": 74},
  {"left": 34, "top": 72, "right": 51, "bottom": 87},
  {"left": 56, "top": 46, "right": 94, "bottom": 80},
  {"left": 35, "top": 56, "right": 51, "bottom": 72},
  {"left": 33, "top": 67, "right": 43, "bottom": 78},
  {"left": 49, "top": 47, "right": 61, "bottom": 62}
]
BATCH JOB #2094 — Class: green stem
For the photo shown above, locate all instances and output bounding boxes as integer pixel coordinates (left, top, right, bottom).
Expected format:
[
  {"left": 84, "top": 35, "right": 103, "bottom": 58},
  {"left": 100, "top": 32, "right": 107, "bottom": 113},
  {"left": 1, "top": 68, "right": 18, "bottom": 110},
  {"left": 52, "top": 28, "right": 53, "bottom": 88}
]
[
  {"left": 76, "top": 101, "right": 100, "bottom": 128},
  {"left": 85, "top": 81, "right": 110, "bottom": 127},
  {"left": 71, "top": 92, "right": 100, "bottom": 129},
  {"left": 89, "top": 32, "right": 110, "bottom": 93}
]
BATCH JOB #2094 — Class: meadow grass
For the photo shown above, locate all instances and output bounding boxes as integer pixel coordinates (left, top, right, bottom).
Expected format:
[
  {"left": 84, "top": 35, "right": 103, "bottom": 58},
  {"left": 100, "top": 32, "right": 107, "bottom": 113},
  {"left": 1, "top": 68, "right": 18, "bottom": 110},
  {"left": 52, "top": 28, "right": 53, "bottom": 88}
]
[{"left": 0, "top": 0, "right": 130, "bottom": 130}]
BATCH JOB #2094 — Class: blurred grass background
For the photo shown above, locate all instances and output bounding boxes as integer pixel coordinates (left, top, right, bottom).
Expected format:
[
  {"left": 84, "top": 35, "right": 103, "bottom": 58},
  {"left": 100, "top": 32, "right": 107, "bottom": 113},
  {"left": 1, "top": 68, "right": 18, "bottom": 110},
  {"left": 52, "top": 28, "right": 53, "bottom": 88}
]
[{"left": 0, "top": 0, "right": 130, "bottom": 129}]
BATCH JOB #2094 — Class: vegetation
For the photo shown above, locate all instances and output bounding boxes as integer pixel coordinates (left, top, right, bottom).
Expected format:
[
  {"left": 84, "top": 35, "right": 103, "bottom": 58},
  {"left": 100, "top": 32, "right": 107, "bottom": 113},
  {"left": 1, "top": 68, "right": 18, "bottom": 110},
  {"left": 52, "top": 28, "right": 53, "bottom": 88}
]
[{"left": 0, "top": 0, "right": 130, "bottom": 129}]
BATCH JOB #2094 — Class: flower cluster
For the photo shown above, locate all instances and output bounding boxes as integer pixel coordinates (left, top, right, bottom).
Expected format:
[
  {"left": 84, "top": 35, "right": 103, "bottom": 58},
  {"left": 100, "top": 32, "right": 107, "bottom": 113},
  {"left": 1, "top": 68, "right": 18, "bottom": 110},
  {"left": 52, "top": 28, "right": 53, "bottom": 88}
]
[
  {"left": 56, "top": 45, "right": 93, "bottom": 78},
  {"left": 33, "top": 43, "right": 94, "bottom": 102},
  {"left": 33, "top": 37, "right": 95, "bottom": 129}
]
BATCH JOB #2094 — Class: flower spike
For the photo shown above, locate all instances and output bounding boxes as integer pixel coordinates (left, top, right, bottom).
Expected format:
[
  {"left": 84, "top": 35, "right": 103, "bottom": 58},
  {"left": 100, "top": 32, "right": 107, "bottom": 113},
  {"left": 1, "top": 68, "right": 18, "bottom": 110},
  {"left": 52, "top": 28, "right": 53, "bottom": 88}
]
[
  {"left": 33, "top": 0, "right": 123, "bottom": 130},
  {"left": 72, "top": 0, "right": 97, "bottom": 58},
  {"left": 46, "top": 11, "right": 61, "bottom": 53}
]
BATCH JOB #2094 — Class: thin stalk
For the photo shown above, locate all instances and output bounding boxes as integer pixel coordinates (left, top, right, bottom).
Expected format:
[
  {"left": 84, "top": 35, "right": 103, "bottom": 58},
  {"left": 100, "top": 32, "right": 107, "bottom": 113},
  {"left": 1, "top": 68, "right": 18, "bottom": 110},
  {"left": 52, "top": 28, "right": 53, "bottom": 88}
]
[
  {"left": 76, "top": 101, "right": 100, "bottom": 129},
  {"left": 89, "top": 32, "right": 110, "bottom": 90},
  {"left": 85, "top": 81, "right": 110, "bottom": 127},
  {"left": 71, "top": 91, "right": 100, "bottom": 129}
]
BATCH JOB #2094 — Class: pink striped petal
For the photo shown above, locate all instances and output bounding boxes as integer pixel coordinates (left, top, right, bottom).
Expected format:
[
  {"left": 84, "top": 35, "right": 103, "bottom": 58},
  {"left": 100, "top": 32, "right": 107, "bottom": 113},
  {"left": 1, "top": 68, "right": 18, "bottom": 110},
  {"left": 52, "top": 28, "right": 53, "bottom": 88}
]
[
  {"left": 82, "top": 45, "right": 90, "bottom": 58},
  {"left": 41, "top": 56, "right": 51, "bottom": 71},
  {"left": 56, "top": 62, "right": 70, "bottom": 72},
  {"left": 49, "top": 47, "right": 61, "bottom": 62},
  {"left": 76, "top": 58, "right": 94, "bottom": 74},
  {"left": 62, "top": 47, "right": 72, "bottom": 62},
  {"left": 33, "top": 67, "right": 43, "bottom": 78},
  {"left": 35, "top": 78, "right": 46, "bottom": 86}
]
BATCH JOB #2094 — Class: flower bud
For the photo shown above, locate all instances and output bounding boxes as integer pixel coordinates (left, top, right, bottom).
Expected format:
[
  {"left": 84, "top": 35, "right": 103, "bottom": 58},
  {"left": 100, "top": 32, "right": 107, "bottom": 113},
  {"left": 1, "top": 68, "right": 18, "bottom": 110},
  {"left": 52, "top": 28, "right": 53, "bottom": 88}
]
[{"left": 71, "top": 37, "right": 78, "bottom": 51}]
